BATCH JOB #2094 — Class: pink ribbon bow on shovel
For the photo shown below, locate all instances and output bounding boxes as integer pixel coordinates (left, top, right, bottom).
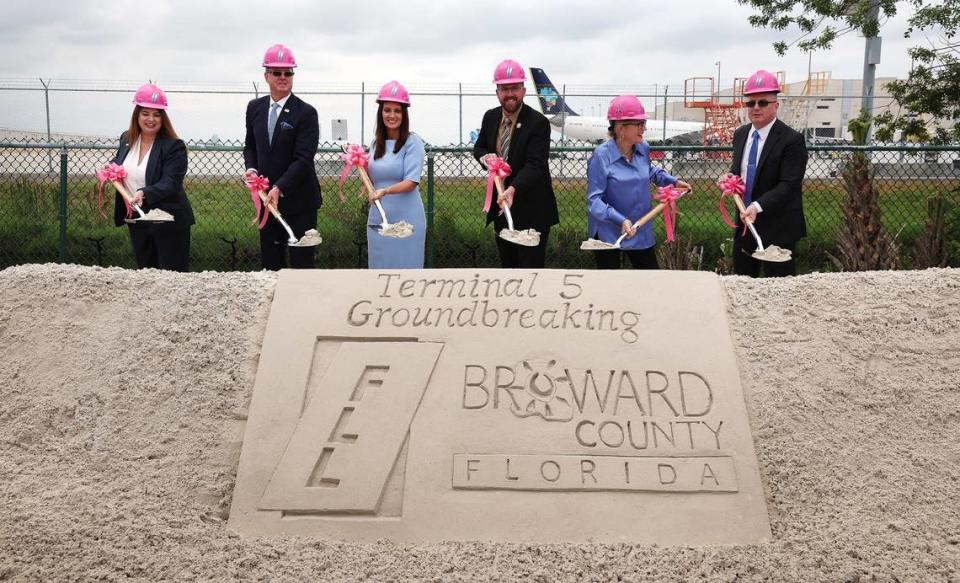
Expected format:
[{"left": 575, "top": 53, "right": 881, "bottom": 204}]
[
  {"left": 244, "top": 174, "right": 271, "bottom": 229},
  {"left": 717, "top": 174, "right": 748, "bottom": 236},
  {"left": 95, "top": 163, "right": 129, "bottom": 218},
  {"left": 654, "top": 184, "right": 684, "bottom": 243},
  {"left": 484, "top": 156, "right": 511, "bottom": 213},
  {"left": 338, "top": 144, "right": 370, "bottom": 202}
]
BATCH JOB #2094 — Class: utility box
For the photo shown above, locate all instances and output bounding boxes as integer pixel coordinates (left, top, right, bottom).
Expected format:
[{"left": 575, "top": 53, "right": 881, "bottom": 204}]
[{"left": 332, "top": 119, "right": 348, "bottom": 142}]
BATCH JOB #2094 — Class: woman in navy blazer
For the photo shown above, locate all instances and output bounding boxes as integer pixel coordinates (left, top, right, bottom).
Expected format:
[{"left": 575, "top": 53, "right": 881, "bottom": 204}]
[{"left": 108, "top": 83, "right": 194, "bottom": 271}]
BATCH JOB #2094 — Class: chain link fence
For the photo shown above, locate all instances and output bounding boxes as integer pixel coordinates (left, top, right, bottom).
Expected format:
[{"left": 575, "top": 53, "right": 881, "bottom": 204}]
[{"left": 1, "top": 139, "right": 959, "bottom": 273}]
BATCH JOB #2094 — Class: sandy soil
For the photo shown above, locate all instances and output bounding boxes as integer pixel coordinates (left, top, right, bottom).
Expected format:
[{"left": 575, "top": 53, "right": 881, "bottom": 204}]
[{"left": 0, "top": 264, "right": 957, "bottom": 582}]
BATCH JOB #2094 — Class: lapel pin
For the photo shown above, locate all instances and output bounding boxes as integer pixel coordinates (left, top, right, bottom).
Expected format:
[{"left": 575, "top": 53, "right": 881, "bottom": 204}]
[{"left": 283, "top": 109, "right": 290, "bottom": 113}]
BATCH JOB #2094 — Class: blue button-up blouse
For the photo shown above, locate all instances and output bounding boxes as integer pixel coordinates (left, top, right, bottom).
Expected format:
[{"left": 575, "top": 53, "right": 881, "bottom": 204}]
[{"left": 586, "top": 139, "right": 677, "bottom": 250}]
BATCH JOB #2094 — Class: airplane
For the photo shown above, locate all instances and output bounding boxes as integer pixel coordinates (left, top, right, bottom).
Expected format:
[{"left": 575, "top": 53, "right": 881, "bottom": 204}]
[{"left": 529, "top": 67, "right": 704, "bottom": 144}]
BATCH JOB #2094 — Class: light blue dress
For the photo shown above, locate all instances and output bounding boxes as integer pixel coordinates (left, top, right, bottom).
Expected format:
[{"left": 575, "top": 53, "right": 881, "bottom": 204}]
[{"left": 366, "top": 133, "right": 426, "bottom": 268}]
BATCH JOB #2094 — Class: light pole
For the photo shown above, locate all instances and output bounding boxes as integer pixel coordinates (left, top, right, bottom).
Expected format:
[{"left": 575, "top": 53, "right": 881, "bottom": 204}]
[{"left": 715, "top": 61, "right": 721, "bottom": 100}]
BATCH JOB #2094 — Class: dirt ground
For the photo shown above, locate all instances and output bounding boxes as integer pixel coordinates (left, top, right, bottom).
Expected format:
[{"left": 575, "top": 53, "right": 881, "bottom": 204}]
[{"left": 0, "top": 264, "right": 957, "bottom": 582}]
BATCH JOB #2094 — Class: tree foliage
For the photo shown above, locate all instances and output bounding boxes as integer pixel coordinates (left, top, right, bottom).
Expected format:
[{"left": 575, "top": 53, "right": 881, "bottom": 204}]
[
  {"left": 739, "top": 0, "right": 960, "bottom": 142},
  {"left": 828, "top": 110, "right": 901, "bottom": 270}
]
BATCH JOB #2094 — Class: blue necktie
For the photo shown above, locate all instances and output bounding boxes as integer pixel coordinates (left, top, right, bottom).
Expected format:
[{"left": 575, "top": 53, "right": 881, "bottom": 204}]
[
  {"left": 268, "top": 103, "right": 280, "bottom": 146},
  {"left": 744, "top": 130, "right": 760, "bottom": 205}
]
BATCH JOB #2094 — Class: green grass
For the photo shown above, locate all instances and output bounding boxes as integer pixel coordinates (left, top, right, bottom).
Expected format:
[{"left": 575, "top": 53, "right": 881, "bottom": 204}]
[{"left": 1, "top": 174, "right": 957, "bottom": 272}]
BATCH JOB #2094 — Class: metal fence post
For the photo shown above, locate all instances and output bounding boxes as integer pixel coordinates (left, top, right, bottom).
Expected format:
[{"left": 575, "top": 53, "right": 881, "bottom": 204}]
[
  {"left": 40, "top": 78, "right": 53, "bottom": 174},
  {"left": 458, "top": 83, "right": 464, "bottom": 176},
  {"left": 426, "top": 153, "right": 435, "bottom": 268},
  {"left": 58, "top": 145, "right": 68, "bottom": 263}
]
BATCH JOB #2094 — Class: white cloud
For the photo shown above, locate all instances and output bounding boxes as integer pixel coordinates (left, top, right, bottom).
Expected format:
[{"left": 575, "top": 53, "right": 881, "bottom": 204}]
[{"left": 0, "top": 0, "right": 922, "bottom": 143}]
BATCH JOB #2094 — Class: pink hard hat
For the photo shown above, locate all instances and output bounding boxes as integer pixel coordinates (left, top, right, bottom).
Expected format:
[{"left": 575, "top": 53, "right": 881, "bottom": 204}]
[
  {"left": 133, "top": 83, "right": 168, "bottom": 110},
  {"left": 262, "top": 43, "right": 297, "bottom": 68},
  {"left": 607, "top": 95, "right": 647, "bottom": 121},
  {"left": 743, "top": 69, "right": 781, "bottom": 95},
  {"left": 493, "top": 59, "right": 526, "bottom": 85},
  {"left": 376, "top": 80, "right": 411, "bottom": 106}
]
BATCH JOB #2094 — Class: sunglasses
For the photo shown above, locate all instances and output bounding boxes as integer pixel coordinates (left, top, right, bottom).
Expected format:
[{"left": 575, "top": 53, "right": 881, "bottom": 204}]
[
  {"left": 745, "top": 99, "right": 775, "bottom": 108},
  {"left": 270, "top": 70, "right": 295, "bottom": 78}
]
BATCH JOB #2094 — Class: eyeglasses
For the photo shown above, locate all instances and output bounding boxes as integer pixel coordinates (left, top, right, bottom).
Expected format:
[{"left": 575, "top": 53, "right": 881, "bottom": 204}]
[
  {"left": 745, "top": 99, "right": 775, "bottom": 108},
  {"left": 621, "top": 121, "right": 647, "bottom": 128},
  {"left": 270, "top": 70, "right": 295, "bottom": 78}
]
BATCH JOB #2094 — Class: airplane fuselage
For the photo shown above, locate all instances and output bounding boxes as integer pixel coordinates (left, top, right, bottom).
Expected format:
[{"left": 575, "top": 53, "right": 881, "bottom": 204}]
[{"left": 547, "top": 114, "right": 704, "bottom": 144}]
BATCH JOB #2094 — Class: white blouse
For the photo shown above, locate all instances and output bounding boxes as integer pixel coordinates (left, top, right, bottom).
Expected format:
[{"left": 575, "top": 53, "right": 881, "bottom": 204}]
[{"left": 121, "top": 138, "right": 152, "bottom": 194}]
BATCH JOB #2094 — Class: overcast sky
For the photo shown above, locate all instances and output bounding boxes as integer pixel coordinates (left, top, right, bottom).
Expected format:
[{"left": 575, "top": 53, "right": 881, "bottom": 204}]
[{"left": 0, "top": 0, "right": 926, "bottom": 144}]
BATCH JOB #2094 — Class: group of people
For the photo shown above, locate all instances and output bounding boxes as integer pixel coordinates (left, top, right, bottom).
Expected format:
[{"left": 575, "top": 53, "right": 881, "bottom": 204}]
[{"left": 106, "top": 44, "right": 808, "bottom": 278}]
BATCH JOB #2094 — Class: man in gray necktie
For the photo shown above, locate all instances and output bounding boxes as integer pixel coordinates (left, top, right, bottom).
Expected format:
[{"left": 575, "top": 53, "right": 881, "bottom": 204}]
[
  {"left": 268, "top": 102, "right": 279, "bottom": 146},
  {"left": 243, "top": 43, "right": 322, "bottom": 270}
]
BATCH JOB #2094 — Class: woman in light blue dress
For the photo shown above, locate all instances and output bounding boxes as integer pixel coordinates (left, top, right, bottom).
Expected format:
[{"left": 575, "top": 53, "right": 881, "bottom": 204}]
[{"left": 366, "top": 80, "right": 426, "bottom": 268}]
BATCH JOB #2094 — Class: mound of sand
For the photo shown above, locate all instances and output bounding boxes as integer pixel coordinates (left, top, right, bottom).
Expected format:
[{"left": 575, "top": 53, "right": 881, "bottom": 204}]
[{"left": 0, "top": 264, "right": 957, "bottom": 582}]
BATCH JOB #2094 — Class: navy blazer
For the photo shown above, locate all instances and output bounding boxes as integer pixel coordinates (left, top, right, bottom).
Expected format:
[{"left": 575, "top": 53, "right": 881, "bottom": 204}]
[
  {"left": 729, "top": 119, "right": 808, "bottom": 246},
  {"left": 112, "top": 133, "right": 195, "bottom": 228},
  {"left": 243, "top": 93, "right": 322, "bottom": 216},
  {"left": 473, "top": 102, "right": 559, "bottom": 231}
]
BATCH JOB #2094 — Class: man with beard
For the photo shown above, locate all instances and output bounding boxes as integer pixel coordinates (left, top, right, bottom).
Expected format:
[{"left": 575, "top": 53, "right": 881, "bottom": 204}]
[{"left": 474, "top": 59, "right": 559, "bottom": 268}]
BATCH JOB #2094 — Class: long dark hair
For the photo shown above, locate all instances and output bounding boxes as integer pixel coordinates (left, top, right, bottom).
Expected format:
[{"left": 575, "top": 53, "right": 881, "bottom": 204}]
[
  {"left": 126, "top": 105, "right": 179, "bottom": 145},
  {"left": 373, "top": 101, "right": 410, "bottom": 159}
]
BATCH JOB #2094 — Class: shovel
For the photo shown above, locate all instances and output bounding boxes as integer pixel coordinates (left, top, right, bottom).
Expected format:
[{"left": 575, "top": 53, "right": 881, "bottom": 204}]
[
  {"left": 254, "top": 189, "right": 322, "bottom": 247},
  {"left": 579, "top": 187, "right": 691, "bottom": 251},
  {"left": 494, "top": 175, "right": 540, "bottom": 247},
  {"left": 731, "top": 193, "right": 792, "bottom": 263},
  {"left": 354, "top": 165, "right": 414, "bottom": 239},
  {"left": 113, "top": 181, "right": 174, "bottom": 223}
]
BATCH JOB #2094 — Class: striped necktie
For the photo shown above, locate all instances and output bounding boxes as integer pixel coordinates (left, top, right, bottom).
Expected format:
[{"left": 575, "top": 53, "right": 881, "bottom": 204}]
[{"left": 498, "top": 117, "right": 512, "bottom": 159}]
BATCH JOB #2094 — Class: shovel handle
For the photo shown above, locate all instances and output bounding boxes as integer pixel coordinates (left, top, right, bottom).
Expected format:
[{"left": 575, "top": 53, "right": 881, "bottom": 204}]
[
  {"left": 255, "top": 189, "right": 283, "bottom": 221},
  {"left": 633, "top": 203, "right": 666, "bottom": 229},
  {"left": 492, "top": 176, "right": 516, "bottom": 230},
  {"left": 493, "top": 175, "right": 505, "bottom": 198},
  {"left": 357, "top": 166, "right": 376, "bottom": 196},
  {"left": 615, "top": 203, "right": 666, "bottom": 246},
  {"left": 111, "top": 180, "right": 146, "bottom": 218},
  {"left": 355, "top": 166, "right": 390, "bottom": 223},
  {"left": 732, "top": 194, "right": 755, "bottom": 225}
]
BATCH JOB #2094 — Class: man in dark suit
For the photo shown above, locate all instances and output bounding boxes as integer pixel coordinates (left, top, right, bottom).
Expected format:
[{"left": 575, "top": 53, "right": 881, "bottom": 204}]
[
  {"left": 473, "top": 59, "right": 559, "bottom": 268},
  {"left": 727, "top": 69, "right": 808, "bottom": 277},
  {"left": 243, "top": 43, "right": 321, "bottom": 270}
]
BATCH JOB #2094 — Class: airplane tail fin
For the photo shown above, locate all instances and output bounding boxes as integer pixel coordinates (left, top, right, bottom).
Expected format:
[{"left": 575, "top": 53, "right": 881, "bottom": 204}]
[{"left": 529, "top": 67, "right": 579, "bottom": 117}]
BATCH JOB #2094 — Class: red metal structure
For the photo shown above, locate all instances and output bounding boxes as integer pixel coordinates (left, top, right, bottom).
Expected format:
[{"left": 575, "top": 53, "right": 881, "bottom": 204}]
[{"left": 684, "top": 76, "right": 748, "bottom": 159}]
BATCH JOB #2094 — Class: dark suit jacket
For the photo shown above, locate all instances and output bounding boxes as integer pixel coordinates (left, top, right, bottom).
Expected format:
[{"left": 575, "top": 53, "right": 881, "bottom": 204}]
[
  {"left": 473, "top": 102, "right": 559, "bottom": 231},
  {"left": 112, "top": 133, "right": 195, "bottom": 227},
  {"left": 243, "top": 93, "right": 321, "bottom": 216},
  {"left": 729, "top": 118, "right": 808, "bottom": 246}
]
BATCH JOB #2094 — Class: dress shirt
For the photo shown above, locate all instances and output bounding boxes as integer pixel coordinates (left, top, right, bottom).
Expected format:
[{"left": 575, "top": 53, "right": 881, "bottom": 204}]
[
  {"left": 586, "top": 139, "right": 678, "bottom": 250},
  {"left": 121, "top": 138, "right": 150, "bottom": 194},
  {"left": 739, "top": 118, "right": 776, "bottom": 213}
]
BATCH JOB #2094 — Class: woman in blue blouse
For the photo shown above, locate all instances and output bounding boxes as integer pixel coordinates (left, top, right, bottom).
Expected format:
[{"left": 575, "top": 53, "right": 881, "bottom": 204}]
[
  {"left": 586, "top": 95, "right": 690, "bottom": 269},
  {"left": 366, "top": 80, "right": 426, "bottom": 268}
]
